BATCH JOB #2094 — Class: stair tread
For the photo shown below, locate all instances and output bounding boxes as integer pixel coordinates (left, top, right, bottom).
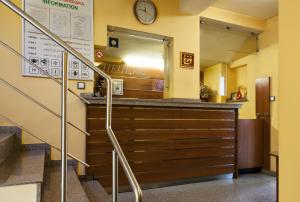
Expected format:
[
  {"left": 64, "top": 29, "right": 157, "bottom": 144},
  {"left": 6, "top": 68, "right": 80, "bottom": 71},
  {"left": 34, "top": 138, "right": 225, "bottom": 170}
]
[
  {"left": 0, "top": 133, "right": 16, "bottom": 163},
  {"left": 0, "top": 150, "right": 45, "bottom": 187},
  {"left": 43, "top": 166, "right": 89, "bottom": 202},
  {"left": 0, "top": 133, "right": 14, "bottom": 142},
  {"left": 81, "top": 180, "right": 110, "bottom": 202}
]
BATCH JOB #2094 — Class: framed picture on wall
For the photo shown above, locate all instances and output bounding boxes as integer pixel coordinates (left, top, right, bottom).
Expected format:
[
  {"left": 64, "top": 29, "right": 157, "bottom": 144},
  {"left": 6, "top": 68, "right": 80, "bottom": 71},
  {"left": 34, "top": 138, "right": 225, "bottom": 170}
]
[{"left": 180, "top": 52, "right": 194, "bottom": 69}]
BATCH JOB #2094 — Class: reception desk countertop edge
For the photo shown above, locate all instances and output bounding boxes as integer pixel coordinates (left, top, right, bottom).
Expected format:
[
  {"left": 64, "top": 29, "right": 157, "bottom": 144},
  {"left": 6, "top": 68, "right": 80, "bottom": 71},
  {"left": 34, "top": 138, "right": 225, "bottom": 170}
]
[{"left": 81, "top": 93, "right": 242, "bottom": 109}]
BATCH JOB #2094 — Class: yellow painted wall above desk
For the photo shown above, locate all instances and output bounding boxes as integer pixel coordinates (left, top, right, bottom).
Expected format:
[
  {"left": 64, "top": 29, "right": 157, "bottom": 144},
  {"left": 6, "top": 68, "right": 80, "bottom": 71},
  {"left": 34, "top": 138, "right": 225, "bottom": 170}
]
[{"left": 94, "top": 0, "right": 200, "bottom": 99}]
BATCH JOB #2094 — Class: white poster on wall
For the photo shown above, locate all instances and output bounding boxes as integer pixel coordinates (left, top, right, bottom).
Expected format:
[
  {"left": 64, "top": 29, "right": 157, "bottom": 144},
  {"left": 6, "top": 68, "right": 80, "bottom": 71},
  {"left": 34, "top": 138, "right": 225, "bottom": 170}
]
[{"left": 23, "top": 0, "right": 94, "bottom": 80}]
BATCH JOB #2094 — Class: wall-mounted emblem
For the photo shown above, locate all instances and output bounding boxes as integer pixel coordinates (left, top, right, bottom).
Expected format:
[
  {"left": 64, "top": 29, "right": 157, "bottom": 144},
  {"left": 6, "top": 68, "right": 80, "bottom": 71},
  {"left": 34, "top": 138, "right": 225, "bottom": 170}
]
[{"left": 180, "top": 52, "right": 194, "bottom": 69}]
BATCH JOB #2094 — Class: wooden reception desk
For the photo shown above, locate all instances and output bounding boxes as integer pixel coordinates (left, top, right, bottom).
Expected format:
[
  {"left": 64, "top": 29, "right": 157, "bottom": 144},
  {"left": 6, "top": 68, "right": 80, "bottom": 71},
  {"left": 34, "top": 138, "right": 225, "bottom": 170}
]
[{"left": 82, "top": 94, "right": 241, "bottom": 191}]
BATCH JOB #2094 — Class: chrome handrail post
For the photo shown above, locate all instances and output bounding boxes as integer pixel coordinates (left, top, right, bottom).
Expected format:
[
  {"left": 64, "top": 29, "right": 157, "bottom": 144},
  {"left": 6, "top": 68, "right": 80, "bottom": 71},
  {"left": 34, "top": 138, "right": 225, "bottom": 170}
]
[
  {"left": 113, "top": 150, "right": 118, "bottom": 202},
  {"left": 105, "top": 78, "right": 142, "bottom": 202},
  {"left": 61, "top": 51, "right": 68, "bottom": 202}
]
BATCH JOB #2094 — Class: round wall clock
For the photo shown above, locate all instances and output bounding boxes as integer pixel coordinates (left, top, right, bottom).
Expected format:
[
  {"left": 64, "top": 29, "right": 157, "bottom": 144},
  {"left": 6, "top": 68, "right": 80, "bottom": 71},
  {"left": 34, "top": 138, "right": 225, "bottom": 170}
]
[{"left": 134, "top": 0, "right": 157, "bottom": 25}]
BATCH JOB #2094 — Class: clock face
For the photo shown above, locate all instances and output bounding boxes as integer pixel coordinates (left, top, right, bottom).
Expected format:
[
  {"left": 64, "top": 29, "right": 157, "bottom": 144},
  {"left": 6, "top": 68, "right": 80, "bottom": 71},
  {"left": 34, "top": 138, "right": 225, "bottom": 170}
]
[{"left": 134, "top": 0, "right": 157, "bottom": 25}]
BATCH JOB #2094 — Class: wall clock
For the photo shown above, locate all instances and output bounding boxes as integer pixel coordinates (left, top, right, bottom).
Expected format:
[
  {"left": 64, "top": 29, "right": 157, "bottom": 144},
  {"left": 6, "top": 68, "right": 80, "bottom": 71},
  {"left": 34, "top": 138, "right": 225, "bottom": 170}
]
[{"left": 134, "top": 0, "right": 157, "bottom": 25}]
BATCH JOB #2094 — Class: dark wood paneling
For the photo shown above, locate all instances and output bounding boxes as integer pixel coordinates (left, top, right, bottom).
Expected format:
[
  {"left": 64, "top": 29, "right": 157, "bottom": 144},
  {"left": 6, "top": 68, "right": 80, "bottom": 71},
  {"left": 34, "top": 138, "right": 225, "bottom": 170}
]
[
  {"left": 86, "top": 105, "right": 238, "bottom": 190},
  {"left": 88, "top": 139, "right": 235, "bottom": 153},
  {"left": 87, "top": 106, "right": 235, "bottom": 119},
  {"left": 87, "top": 130, "right": 235, "bottom": 142},
  {"left": 95, "top": 60, "right": 164, "bottom": 99},
  {"left": 102, "top": 88, "right": 163, "bottom": 99},
  {"left": 88, "top": 119, "right": 235, "bottom": 130},
  {"left": 99, "top": 165, "right": 235, "bottom": 189},
  {"left": 115, "top": 77, "right": 163, "bottom": 91},
  {"left": 238, "top": 119, "right": 264, "bottom": 169},
  {"left": 88, "top": 148, "right": 235, "bottom": 164},
  {"left": 97, "top": 63, "right": 164, "bottom": 80},
  {"left": 88, "top": 157, "right": 235, "bottom": 176}
]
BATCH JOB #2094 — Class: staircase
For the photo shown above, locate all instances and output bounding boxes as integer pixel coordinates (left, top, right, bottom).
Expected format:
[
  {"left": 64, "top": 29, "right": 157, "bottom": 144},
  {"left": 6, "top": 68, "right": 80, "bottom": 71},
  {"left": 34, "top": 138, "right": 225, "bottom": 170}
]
[
  {"left": 0, "top": 126, "right": 114, "bottom": 202},
  {"left": 0, "top": 0, "right": 142, "bottom": 201}
]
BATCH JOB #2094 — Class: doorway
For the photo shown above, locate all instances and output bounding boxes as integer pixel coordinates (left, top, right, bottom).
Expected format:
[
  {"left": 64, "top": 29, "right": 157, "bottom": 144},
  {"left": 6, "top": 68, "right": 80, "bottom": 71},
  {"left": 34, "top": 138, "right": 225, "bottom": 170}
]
[{"left": 256, "top": 77, "right": 271, "bottom": 170}]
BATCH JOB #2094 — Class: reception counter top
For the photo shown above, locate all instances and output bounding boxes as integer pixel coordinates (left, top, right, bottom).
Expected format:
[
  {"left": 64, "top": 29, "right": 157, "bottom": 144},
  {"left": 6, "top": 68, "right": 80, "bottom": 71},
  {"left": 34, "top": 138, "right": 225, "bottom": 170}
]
[
  {"left": 82, "top": 93, "right": 240, "bottom": 191},
  {"left": 81, "top": 93, "right": 241, "bottom": 109}
]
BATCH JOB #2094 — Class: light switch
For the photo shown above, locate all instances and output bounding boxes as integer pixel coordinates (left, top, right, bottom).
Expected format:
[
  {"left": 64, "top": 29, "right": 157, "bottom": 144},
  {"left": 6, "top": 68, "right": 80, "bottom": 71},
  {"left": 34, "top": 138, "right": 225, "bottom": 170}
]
[
  {"left": 270, "top": 96, "right": 276, "bottom": 102},
  {"left": 77, "top": 82, "right": 85, "bottom": 90}
]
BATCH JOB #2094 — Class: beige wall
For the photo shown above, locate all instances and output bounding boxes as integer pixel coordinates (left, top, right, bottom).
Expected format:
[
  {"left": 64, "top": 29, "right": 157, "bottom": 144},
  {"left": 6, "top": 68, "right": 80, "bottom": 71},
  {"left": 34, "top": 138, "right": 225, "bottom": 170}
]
[
  {"left": 230, "top": 16, "right": 278, "bottom": 171},
  {"left": 279, "top": 1, "right": 300, "bottom": 201},
  {"left": 0, "top": 183, "right": 38, "bottom": 202}
]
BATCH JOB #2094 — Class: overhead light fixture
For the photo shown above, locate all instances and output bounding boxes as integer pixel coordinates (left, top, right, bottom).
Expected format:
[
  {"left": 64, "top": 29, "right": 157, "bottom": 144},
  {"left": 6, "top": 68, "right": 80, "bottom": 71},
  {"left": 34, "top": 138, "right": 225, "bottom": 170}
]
[
  {"left": 123, "top": 55, "right": 164, "bottom": 71},
  {"left": 200, "top": 20, "right": 205, "bottom": 24}
]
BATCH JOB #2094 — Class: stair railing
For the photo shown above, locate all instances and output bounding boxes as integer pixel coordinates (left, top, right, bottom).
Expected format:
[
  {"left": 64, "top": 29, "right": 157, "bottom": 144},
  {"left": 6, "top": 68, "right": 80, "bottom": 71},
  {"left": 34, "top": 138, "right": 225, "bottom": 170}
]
[
  {"left": 0, "top": 113, "right": 89, "bottom": 167},
  {"left": 0, "top": 1, "right": 142, "bottom": 202}
]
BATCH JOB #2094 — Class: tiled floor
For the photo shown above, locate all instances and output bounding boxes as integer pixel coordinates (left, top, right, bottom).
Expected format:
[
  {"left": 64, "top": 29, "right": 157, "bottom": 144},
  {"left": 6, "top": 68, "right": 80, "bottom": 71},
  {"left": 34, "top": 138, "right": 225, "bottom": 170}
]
[{"left": 117, "top": 173, "right": 276, "bottom": 202}]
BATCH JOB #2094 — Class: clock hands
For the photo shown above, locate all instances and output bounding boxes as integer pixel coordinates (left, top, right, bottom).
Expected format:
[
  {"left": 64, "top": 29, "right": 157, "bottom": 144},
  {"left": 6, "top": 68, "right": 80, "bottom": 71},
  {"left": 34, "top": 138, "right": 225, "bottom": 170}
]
[
  {"left": 141, "top": 6, "right": 154, "bottom": 17},
  {"left": 138, "top": 7, "right": 147, "bottom": 13}
]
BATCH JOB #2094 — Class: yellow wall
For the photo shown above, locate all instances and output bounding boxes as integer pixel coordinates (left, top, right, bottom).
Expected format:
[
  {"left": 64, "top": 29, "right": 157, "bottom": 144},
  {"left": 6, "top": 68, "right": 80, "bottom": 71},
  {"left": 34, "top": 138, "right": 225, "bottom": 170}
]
[
  {"left": 203, "top": 63, "right": 226, "bottom": 103},
  {"left": 0, "top": 0, "right": 279, "bottom": 178},
  {"left": 201, "top": 7, "right": 266, "bottom": 32},
  {"left": 230, "top": 16, "right": 278, "bottom": 171},
  {"left": 0, "top": 0, "right": 93, "bottom": 174},
  {"left": 279, "top": 1, "right": 300, "bottom": 201},
  {"left": 94, "top": 0, "right": 200, "bottom": 99},
  {"left": 0, "top": 0, "right": 202, "bottom": 175}
]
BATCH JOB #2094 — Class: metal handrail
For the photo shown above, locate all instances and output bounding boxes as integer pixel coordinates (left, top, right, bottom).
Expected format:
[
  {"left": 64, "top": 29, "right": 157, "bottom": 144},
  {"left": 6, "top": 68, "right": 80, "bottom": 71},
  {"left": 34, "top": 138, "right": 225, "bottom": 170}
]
[
  {"left": 0, "top": 40, "right": 90, "bottom": 105},
  {"left": 0, "top": 1, "right": 142, "bottom": 201},
  {"left": 0, "top": 77, "right": 90, "bottom": 137},
  {"left": 0, "top": 113, "right": 89, "bottom": 167}
]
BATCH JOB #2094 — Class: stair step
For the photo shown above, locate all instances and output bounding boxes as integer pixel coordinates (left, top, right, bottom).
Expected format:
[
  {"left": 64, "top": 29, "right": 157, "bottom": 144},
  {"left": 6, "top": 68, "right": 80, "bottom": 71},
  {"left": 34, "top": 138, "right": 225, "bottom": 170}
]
[
  {"left": 82, "top": 180, "right": 111, "bottom": 202},
  {"left": 0, "top": 133, "right": 16, "bottom": 165},
  {"left": 43, "top": 166, "right": 89, "bottom": 202},
  {"left": 0, "top": 127, "right": 21, "bottom": 165},
  {"left": 0, "top": 150, "right": 45, "bottom": 187}
]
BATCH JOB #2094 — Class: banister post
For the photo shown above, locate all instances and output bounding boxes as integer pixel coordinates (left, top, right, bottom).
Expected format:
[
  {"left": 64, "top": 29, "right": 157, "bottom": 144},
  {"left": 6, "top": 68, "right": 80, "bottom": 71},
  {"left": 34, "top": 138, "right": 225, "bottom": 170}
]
[
  {"left": 113, "top": 150, "right": 119, "bottom": 202},
  {"left": 61, "top": 51, "right": 68, "bottom": 202}
]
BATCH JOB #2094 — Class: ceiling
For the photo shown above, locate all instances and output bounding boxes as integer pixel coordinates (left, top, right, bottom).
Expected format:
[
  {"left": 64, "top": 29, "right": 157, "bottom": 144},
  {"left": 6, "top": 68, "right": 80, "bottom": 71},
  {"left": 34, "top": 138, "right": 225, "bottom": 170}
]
[
  {"left": 179, "top": 0, "right": 218, "bottom": 15},
  {"left": 200, "top": 21, "right": 257, "bottom": 69},
  {"left": 213, "top": 0, "right": 278, "bottom": 20}
]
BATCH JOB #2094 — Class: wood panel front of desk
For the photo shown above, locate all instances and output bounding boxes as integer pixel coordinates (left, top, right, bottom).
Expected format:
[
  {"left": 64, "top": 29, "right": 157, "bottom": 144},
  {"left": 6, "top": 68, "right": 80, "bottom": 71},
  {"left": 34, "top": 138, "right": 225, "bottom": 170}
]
[{"left": 86, "top": 105, "right": 238, "bottom": 191}]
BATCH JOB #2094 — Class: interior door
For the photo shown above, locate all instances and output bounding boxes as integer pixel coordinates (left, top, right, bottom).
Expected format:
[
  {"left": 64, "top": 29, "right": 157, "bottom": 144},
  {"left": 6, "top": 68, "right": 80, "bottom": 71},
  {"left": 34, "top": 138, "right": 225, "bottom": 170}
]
[{"left": 256, "top": 77, "right": 271, "bottom": 170}]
